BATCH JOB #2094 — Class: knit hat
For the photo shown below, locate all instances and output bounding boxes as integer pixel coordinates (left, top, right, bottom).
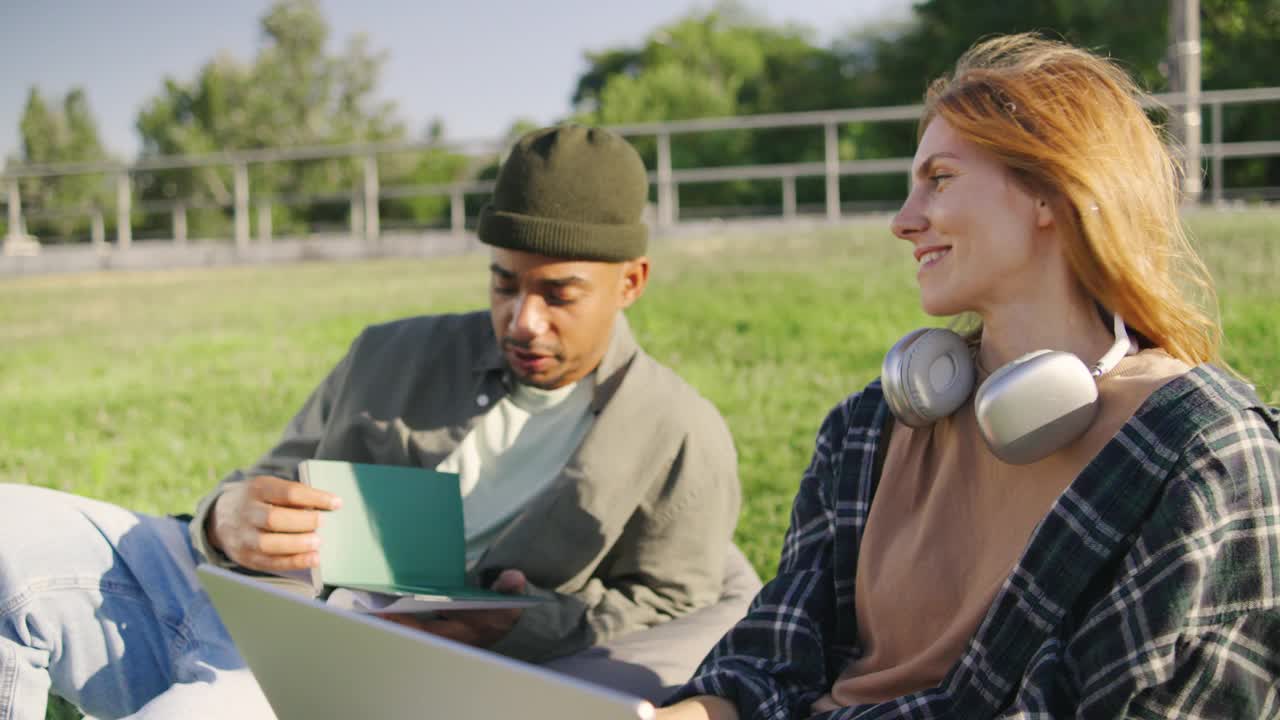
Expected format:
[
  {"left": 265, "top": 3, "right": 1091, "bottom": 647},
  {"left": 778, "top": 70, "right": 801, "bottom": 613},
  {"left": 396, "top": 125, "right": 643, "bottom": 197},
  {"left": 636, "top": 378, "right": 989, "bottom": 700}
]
[{"left": 477, "top": 125, "right": 649, "bottom": 262}]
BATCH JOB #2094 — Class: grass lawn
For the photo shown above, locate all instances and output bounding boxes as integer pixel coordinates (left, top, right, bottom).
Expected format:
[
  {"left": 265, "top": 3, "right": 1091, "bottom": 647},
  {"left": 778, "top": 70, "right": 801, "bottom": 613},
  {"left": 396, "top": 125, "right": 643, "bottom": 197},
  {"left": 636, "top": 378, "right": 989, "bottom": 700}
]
[{"left": 3, "top": 210, "right": 1277, "bottom": 720}]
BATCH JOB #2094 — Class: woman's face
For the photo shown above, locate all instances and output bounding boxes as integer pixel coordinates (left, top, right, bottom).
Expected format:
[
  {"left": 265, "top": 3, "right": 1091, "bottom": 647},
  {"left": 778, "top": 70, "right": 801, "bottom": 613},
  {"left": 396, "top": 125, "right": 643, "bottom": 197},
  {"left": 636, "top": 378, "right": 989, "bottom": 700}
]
[{"left": 890, "top": 118, "right": 1054, "bottom": 318}]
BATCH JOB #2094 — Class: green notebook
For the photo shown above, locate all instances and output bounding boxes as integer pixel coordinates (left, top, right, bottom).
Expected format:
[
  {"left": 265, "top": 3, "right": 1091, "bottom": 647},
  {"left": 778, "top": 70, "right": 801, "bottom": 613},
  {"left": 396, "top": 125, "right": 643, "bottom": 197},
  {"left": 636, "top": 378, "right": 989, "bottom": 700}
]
[{"left": 298, "top": 459, "right": 539, "bottom": 610}]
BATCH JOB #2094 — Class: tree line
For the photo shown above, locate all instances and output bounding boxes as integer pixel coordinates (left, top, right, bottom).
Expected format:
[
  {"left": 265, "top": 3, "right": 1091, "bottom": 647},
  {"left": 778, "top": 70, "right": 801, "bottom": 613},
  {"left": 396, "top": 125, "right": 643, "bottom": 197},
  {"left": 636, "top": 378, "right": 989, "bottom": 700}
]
[{"left": 6, "top": 0, "right": 1278, "bottom": 242}]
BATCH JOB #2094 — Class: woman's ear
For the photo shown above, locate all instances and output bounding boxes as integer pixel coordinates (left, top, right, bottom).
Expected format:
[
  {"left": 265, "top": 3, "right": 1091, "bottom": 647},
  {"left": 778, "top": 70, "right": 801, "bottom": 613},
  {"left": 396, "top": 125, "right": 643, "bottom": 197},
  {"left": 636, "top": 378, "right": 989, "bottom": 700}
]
[{"left": 1034, "top": 197, "right": 1055, "bottom": 229}]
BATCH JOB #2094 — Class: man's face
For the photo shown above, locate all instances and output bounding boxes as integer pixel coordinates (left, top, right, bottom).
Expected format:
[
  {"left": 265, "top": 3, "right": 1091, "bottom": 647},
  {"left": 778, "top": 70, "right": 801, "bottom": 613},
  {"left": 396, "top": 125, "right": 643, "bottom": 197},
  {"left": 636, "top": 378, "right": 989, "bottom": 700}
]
[{"left": 488, "top": 247, "right": 649, "bottom": 389}]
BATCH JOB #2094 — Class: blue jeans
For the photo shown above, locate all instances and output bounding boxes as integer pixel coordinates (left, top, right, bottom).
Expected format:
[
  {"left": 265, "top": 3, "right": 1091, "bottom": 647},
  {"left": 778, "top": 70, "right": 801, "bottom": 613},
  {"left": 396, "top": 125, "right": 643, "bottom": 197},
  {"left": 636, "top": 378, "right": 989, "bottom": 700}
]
[{"left": 0, "top": 484, "right": 275, "bottom": 720}]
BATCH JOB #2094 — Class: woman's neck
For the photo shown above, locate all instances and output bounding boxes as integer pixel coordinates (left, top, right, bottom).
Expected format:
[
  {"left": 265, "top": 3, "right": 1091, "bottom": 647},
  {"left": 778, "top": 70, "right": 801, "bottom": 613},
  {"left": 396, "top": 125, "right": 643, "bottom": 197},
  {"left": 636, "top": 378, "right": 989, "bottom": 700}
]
[{"left": 977, "top": 291, "right": 1117, "bottom": 372}]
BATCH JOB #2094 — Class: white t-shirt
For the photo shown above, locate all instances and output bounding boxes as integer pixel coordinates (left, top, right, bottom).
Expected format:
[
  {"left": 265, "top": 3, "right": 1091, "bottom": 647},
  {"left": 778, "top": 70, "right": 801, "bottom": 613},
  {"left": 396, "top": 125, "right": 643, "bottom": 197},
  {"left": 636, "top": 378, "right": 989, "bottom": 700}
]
[{"left": 436, "top": 374, "right": 596, "bottom": 567}]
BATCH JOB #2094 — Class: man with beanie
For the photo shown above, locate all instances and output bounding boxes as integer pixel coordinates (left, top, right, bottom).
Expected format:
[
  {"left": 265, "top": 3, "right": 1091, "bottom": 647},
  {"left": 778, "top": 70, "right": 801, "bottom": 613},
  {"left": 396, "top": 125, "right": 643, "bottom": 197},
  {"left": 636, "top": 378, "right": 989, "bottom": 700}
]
[{"left": 0, "top": 125, "right": 760, "bottom": 720}]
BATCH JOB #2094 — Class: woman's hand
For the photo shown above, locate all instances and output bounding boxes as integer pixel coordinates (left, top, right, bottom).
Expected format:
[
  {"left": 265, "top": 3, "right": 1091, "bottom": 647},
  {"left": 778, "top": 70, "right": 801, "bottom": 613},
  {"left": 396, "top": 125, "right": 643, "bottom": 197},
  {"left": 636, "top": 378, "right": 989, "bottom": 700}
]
[{"left": 654, "top": 696, "right": 740, "bottom": 720}]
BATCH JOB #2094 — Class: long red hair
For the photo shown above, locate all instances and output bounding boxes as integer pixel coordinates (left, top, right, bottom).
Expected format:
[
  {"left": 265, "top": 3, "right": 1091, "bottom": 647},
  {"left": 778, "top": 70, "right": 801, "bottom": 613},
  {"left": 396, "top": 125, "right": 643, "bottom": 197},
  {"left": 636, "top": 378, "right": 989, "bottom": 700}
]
[{"left": 924, "top": 34, "right": 1219, "bottom": 365}]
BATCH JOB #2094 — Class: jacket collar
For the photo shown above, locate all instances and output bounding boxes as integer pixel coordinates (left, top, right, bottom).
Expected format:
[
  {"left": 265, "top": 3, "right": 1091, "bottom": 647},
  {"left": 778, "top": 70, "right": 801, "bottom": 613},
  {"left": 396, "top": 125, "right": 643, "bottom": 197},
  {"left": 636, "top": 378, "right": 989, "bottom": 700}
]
[{"left": 473, "top": 311, "right": 640, "bottom": 414}]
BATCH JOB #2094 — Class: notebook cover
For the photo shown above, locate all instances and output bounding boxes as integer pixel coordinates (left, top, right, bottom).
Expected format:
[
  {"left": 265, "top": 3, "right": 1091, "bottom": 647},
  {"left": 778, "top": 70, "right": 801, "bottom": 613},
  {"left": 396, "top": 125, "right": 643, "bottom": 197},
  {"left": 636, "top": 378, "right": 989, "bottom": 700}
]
[{"left": 299, "top": 460, "right": 466, "bottom": 593}]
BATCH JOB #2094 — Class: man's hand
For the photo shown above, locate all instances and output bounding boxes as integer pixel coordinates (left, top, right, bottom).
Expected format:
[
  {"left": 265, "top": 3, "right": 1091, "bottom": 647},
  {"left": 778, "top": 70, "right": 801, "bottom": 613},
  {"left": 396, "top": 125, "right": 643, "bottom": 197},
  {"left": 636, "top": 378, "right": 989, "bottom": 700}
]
[
  {"left": 206, "top": 475, "right": 341, "bottom": 572},
  {"left": 380, "top": 569, "right": 528, "bottom": 648}
]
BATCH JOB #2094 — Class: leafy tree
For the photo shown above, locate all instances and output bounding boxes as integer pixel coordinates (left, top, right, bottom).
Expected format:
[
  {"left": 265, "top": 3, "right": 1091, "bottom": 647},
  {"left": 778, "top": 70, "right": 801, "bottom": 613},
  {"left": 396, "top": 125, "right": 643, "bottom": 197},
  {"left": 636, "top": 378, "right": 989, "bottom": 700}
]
[
  {"left": 852, "top": 0, "right": 1280, "bottom": 199},
  {"left": 1199, "top": 0, "right": 1280, "bottom": 194},
  {"left": 575, "top": 2, "right": 848, "bottom": 213},
  {"left": 132, "top": 0, "right": 463, "bottom": 238},
  {"left": 8, "top": 87, "right": 111, "bottom": 241},
  {"left": 576, "top": 0, "right": 1280, "bottom": 214}
]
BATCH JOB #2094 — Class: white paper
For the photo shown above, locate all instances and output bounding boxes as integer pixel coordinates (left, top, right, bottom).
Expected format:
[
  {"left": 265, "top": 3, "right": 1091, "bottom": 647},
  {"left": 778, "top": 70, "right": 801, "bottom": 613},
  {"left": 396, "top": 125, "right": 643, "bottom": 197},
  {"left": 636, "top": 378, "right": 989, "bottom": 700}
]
[
  {"left": 324, "top": 587, "right": 537, "bottom": 613},
  {"left": 326, "top": 588, "right": 444, "bottom": 614}
]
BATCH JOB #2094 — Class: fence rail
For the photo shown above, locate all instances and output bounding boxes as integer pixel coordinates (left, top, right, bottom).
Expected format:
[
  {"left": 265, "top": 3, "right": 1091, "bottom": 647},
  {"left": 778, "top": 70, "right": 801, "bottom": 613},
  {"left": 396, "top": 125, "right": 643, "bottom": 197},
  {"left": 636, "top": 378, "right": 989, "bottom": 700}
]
[{"left": 4, "top": 86, "right": 1279, "bottom": 255}]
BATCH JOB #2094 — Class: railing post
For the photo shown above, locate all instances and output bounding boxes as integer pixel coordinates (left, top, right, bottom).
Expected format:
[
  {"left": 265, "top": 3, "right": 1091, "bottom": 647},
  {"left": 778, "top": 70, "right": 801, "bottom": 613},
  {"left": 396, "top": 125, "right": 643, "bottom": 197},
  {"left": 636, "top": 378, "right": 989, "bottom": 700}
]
[
  {"left": 91, "top": 209, "right": 106, "bottom": 250},
  {"left": 115, "top": 173, "right": 132, "bottom": 250},
  {"left": 350, "top": 191, "right": 363, "bottom": 239},
  {"left": 1182, "top": 93, "right": 1203, "bottom": 204},
  {"left": 1211, "top": 101, "right": 1224, "bottom": 206},
  {"left": 257, "top": 203, "right": 272, "bottom": 244},
  {"left": 233, "top": 162, "right": 250, "bottom": 249},
  {"left": 173, "top": 202, "right": 187, "bottom": 245},
  {"left": 656, "top": 132, "right": 674, "bottom": 228},
  {"left": 5, "top": 180, "right": 20, "bottom": 244},
  {"left": 782, "top": 175, "right": 797, "bottom": 220},
  {"left": 824, "top": 122, "right": 841, "bottom": 221},
  {"left": 363, "top": 154, "right": 380, "bottom": 243},
  {"left": 1169, "top": 0, "right": 1202, "bottom": 203},
  {"left": 451, "top": 185, "right": 465, "bottom": 237}
]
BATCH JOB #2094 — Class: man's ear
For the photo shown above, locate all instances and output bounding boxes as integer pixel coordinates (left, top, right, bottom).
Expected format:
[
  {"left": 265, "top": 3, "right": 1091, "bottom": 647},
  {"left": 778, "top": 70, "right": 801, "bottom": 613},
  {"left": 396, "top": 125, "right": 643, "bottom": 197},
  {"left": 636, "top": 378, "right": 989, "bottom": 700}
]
[{"left": 618, "top": 257, "right": 650, "bottom": 309}]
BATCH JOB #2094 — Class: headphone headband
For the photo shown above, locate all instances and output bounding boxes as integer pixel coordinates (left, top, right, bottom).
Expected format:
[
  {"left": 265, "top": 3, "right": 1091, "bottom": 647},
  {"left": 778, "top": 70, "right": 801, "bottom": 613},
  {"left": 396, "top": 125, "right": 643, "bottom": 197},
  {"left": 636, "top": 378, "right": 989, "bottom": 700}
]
[{"left": 1090, "top": 312, "right": 1131, "bottom": 377}]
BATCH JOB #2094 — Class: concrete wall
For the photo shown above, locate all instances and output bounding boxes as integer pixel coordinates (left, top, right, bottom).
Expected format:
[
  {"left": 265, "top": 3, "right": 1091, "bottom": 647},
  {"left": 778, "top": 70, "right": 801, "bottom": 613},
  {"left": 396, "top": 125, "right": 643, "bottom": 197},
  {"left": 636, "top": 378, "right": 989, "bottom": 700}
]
[
  {"left": 0, "top": 215, "right": 896, "bottom": 279},
  {"left": 0, "top": 231, "right": 481, "bottom": 278}
]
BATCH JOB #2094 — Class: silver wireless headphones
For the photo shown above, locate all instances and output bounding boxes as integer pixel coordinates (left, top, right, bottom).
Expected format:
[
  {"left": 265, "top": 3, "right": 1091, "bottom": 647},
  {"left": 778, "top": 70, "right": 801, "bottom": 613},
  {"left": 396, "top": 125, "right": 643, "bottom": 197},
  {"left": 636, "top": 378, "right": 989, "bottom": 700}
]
[{"left": 881, "top": 313, "right": 1132, "bottom": 465}]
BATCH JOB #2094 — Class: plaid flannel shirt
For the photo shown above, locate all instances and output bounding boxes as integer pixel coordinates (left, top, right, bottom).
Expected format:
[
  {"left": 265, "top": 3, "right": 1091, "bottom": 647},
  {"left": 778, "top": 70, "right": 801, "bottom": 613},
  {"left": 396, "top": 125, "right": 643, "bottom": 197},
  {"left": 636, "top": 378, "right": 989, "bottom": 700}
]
[{"left": 669, "top": 365, "right": 1280, "bottom": 719}]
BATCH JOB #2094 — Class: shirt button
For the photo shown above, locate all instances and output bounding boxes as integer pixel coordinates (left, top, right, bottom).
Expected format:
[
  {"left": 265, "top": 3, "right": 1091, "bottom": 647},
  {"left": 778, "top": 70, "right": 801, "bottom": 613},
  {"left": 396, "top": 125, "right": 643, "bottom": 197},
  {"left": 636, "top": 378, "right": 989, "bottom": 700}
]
[{"left": 476, "top": 394, "right": 490, "bottom": 407}]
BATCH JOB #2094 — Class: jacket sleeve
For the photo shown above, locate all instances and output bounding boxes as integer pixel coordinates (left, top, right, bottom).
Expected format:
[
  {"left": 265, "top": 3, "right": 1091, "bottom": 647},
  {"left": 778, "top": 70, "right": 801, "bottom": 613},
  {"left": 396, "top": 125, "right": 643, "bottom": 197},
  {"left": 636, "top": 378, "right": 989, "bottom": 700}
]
[
  {"left": 187, "top": 332, "right": 362, "bottom": 565},
  {"left": 1066, "top": 407, "right": 1280, "bottom": 719},
  {"left": 487, "top": 402, "right": 743, "bottom": 663},
  {"left": 664, "top": 398, "right": 855, "bottom": 720}
]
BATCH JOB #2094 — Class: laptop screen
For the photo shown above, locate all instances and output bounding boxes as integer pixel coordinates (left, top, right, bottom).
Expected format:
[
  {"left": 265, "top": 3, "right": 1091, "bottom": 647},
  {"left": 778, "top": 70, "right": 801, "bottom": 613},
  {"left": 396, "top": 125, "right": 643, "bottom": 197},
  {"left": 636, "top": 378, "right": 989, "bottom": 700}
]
[{"left": 197, "top": 565, "right": 655, "bottom": 720}]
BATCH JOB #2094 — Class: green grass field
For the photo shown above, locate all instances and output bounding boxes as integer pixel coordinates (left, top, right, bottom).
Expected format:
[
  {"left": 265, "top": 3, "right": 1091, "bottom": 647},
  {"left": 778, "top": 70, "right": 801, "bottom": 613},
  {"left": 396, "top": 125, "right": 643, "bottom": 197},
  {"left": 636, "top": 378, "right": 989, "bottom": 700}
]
[{"left": 3, "top": 211, "right": 1277, "bottom": 720}]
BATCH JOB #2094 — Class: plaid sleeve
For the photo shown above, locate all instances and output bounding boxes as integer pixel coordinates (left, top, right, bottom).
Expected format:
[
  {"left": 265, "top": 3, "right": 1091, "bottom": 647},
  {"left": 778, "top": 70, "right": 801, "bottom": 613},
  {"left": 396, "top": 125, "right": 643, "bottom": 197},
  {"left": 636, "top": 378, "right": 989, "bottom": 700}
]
[
  {"left": 1036, "top": 406, "right": 1280, "bottom": 718},
  {"left": 664, "top": 397, "right": 854, "bottom": 720}
]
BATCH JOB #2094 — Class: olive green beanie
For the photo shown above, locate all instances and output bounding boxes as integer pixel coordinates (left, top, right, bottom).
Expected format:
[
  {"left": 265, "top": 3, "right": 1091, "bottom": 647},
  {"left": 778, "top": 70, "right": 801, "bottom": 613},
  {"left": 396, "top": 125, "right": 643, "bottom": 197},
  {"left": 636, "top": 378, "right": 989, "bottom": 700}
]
[{"left": 477, "top": 125, "right": 649, "bottom": 262}]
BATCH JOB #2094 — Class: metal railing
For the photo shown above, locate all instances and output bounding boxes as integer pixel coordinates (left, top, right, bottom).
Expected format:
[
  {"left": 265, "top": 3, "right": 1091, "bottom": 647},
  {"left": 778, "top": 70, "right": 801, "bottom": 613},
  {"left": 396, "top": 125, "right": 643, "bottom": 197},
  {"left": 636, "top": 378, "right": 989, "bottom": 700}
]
[{"left": 3, "top": 87, "right": 1278, "bottom": 253}]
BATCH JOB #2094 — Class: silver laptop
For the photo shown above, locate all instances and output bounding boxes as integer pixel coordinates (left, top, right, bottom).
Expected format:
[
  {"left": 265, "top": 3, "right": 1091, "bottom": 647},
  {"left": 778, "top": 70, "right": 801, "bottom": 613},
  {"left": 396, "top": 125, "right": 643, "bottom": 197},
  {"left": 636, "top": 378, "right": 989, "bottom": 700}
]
[{"left": 197, "top": 565, "right": 655, "bottom": 720}]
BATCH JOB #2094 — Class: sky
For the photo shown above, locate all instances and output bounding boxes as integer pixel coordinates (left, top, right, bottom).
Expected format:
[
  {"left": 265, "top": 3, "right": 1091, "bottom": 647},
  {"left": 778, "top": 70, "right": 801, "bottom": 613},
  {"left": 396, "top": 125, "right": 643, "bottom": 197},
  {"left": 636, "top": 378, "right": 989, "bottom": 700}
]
[{"left": 0, "top": 0, "right": 912, "bottom": 161}]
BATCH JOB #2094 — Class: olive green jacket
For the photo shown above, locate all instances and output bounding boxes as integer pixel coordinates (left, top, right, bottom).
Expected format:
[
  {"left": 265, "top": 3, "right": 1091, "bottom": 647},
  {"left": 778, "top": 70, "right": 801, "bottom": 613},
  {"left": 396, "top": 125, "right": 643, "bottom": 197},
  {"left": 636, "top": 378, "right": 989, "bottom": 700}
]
[{"left": 190, "top": 311, "right": 741, "bottom": 663}]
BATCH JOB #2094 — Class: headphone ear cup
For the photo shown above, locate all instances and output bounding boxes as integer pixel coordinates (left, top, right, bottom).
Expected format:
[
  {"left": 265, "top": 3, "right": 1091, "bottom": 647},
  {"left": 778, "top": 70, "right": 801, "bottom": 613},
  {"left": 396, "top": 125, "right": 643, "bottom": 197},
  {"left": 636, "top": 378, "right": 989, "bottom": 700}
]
[
  {"left": 974, "top": 350, "right": 1101, "bottom": 464},
  {"left": 882, "top": 328, "right": 975, "bottom": 427}
]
